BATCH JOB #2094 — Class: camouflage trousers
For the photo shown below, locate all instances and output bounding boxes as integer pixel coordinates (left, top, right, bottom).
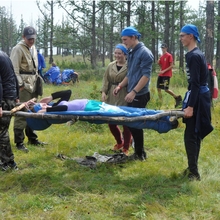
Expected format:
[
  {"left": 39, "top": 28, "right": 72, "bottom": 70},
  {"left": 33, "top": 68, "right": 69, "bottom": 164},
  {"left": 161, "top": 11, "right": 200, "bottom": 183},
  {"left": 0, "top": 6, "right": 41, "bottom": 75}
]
[{"left": 0, "top": 100, "right": 15, "bottom": 163}]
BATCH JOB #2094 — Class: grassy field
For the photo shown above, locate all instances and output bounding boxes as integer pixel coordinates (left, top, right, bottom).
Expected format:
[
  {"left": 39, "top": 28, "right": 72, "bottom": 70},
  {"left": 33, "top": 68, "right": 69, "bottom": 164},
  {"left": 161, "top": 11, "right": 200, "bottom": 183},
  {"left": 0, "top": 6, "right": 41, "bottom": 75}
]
[{"left": 1, "top": 66, "right": 220, "bottom": 219}]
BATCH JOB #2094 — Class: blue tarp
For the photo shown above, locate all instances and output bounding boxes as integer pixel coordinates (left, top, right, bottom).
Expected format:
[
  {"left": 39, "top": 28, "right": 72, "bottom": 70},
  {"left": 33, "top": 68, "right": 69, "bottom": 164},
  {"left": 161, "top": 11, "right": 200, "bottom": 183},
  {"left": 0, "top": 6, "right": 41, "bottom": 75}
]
[
  {"left": 44, "top": 66, "right": 61, "bottom": 84},
  {"left": 26, "top": 106, "right": 178, "bottom": 133},
  {"left": 44, "top": 68, "right": 77, "bottom": 85},
  {"left": 61, "top": 69, "right": 75, "bottom": 83}
]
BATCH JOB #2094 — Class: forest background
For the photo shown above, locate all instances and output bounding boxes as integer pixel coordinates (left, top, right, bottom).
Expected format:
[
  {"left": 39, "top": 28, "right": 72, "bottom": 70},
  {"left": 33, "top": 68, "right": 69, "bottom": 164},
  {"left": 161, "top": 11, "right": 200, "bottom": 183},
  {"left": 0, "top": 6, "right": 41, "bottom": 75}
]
[{"left": 0, "top": 0, "right": 219, "bottom": 71}]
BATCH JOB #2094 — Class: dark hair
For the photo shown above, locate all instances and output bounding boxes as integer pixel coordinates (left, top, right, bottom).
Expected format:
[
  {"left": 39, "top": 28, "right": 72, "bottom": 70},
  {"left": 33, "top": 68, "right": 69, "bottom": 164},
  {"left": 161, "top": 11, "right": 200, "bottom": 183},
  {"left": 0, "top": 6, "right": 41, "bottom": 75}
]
[
  {"left": 161, "top": 43, "right": 168, "bottom": 48},
  {"left": 27, "top": 103, "right": 35, "bottom": 112}
]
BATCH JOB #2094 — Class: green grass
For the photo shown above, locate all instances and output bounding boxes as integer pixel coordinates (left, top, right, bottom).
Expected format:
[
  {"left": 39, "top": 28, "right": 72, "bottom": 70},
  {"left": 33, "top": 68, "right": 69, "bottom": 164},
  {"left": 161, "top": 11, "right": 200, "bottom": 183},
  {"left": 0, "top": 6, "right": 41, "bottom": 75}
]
[{"left": 1, "top": 71, "right": 220, "bottom": 219}]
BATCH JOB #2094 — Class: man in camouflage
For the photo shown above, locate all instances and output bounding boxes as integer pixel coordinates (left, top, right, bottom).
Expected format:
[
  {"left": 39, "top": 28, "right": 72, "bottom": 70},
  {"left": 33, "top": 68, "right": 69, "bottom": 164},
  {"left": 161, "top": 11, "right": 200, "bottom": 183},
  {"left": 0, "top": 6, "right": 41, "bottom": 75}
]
[{"left": 0, "top": 50, "right": 19, "bottom": 171}]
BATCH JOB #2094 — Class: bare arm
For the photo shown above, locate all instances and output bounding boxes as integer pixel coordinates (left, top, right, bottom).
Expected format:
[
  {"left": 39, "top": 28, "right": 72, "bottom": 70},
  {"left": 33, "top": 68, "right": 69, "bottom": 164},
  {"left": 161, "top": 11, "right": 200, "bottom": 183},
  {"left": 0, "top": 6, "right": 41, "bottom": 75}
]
[
  {"left": 39, "top": 96, "right": 53, "bottom": 104},
  {"left": 159, "top": 62, "right": 173, "bottom": 75}
]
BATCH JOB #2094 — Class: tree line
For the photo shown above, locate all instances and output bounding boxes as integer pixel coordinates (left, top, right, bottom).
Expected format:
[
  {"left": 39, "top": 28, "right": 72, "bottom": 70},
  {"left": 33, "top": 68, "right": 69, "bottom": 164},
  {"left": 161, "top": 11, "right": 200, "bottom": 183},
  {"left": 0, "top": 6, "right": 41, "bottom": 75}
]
[{"left": 0, "top": 0, "right": 219, "bottom": 71}]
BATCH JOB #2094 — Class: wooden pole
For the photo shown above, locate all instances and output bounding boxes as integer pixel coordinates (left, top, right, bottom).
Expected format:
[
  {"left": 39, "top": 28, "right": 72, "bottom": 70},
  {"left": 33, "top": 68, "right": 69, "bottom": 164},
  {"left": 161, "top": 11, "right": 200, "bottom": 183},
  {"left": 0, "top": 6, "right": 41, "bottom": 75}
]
[
  {"left": 2, "top": 110, "right": 184, "bottom": 122},
  {"left": 10, "top": 98, "right": 37, "bottom": 113}
]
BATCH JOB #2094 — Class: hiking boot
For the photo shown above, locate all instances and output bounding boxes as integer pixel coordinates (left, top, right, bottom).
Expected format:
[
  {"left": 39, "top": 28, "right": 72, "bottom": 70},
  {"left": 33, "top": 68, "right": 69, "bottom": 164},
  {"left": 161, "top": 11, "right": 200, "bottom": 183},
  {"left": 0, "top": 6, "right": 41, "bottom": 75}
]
[
  {"left": 188, "top": 172, "right": 201, "bottom": 181},
  {"left": 1, "top": 161, "right": 18, "bottom": 171},
  {"left": 175, "top": 95, "right": 182, "bottom": 108},
  {"left": 182, "top": 168, "right": 201, "bottom": 181},
  {"left": 122, "top": 148, "right": 129, "bottom": 156},
  {"left": 16, "top": 143, "right": 29, "bottom": 152},
  {"left": 27, "top": 140, "right": 45, "bottom": 146},
  {"left": 112, "top": 142, "right": 124, "bottom": 151},
  {"left": 128, "top": 152, "right": 147, "bottom": 161}
]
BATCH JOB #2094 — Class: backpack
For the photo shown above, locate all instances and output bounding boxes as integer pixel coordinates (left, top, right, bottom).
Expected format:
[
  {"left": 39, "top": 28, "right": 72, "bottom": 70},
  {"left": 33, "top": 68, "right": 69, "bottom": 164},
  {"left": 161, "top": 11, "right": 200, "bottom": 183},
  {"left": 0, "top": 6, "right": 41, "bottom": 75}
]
[{"left": 207, "top": 63, "right": 218, "bottom": 100}]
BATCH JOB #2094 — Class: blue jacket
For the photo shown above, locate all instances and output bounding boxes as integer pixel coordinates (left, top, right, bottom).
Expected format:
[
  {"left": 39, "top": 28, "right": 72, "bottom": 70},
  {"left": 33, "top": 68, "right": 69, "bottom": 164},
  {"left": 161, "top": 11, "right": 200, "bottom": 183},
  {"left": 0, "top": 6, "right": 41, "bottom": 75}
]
[
  {"left": 127, "top": 42, "right": 154, "bottom": 95},
  {"left": 37, "top": 52, "right": 46, "bottom": 70},
  {"left": 45, "top": 66, "right": 60, "bottom": 83}
]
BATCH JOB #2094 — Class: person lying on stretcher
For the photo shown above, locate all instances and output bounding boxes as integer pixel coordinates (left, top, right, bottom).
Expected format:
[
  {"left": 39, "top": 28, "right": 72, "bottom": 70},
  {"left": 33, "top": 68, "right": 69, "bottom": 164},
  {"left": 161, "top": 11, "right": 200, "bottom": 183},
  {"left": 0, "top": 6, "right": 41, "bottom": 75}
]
[
  {"left": 24, "top": 89, "right": 179, "bottom": 133},
  {"left": 26, "top": 89, "right": 127, "bottom": 114}
]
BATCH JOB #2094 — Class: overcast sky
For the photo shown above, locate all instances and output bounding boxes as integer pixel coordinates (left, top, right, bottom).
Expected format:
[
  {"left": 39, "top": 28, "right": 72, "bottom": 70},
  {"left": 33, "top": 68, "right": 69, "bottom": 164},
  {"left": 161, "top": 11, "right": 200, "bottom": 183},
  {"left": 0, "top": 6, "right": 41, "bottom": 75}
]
[
  {"left": 2, "top": 0, "right": 201, "bottom": 26},
  {"left": 1, "top": 0, "right": 62, "bottom": 26}
]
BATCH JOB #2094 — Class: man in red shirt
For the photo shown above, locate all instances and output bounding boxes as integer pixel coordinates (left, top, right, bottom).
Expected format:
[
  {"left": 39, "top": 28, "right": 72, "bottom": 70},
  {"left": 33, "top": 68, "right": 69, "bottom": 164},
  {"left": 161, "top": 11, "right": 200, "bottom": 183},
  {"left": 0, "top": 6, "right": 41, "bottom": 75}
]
[{"left": 157, "top": 43, "right": 182, "bottom": 108}]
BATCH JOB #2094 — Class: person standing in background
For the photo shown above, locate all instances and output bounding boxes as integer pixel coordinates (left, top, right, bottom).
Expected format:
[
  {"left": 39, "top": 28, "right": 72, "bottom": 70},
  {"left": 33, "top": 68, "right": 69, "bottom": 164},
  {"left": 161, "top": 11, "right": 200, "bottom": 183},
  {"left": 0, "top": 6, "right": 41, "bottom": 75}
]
[
  {"left": 0, "top": 50, "right": 19, "bottom": 171},
  {"left": 157, "top": 43, "right": 182, "bottom": 108},
  {"left": 180, "top": 24, "right": 213, "bottom": 180},
  {"left": 113, "top": 26, "right": 154, "bottom": 161},
  {"left": 10, "top": 26, "right": 44, "bottom": 152},
  {"left": 101, "top": 44, "right": 132, "bottom": 156},
  {"left": 37, "top": 49, "right": 46, "bottom": 82}
]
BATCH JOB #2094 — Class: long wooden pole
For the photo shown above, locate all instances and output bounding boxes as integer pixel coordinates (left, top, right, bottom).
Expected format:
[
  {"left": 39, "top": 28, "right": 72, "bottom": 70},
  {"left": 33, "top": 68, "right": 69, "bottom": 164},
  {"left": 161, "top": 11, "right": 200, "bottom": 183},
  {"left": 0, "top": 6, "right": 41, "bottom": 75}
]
[
  {"left": 2, "top": 110, "right": 184, "bottom": 122},
  {"left": 10, "top": 98, "right": 37, "bottom": 113}
]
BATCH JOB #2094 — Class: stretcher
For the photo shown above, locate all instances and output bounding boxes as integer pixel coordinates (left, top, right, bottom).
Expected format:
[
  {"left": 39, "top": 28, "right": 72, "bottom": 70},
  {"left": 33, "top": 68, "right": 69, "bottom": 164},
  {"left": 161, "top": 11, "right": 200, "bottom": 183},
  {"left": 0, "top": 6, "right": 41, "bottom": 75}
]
[{"left": 3, "top": 106, "right": 184, "bottom": 133}]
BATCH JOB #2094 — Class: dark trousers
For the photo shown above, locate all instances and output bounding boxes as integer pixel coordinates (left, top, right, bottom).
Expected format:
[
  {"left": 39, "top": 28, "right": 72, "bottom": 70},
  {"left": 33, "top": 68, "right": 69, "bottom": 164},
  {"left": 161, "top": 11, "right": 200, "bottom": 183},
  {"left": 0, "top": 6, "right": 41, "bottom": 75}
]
[
  {"left": 14, "top": 127, "right": 38, "bottom": 144},
  {"left": 127, "top": 92, "right": 150, "bottom": 156},
  {"left": 184, "top": 116, "right": 201, "bottom": 175},
  {"left": 38, "top": 69, "right": 46, "bottom": 83},
  {"left": 0, "top": 100, "right": 15, "bottom": 163}
]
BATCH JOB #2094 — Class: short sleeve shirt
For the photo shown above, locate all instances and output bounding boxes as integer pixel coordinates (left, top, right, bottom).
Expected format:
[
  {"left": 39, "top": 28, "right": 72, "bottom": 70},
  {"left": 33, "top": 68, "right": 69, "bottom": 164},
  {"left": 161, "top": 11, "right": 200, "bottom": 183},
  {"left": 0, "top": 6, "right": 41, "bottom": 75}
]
[{"left": 158, "top": 52, "right": 173, "bottom": 77}]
